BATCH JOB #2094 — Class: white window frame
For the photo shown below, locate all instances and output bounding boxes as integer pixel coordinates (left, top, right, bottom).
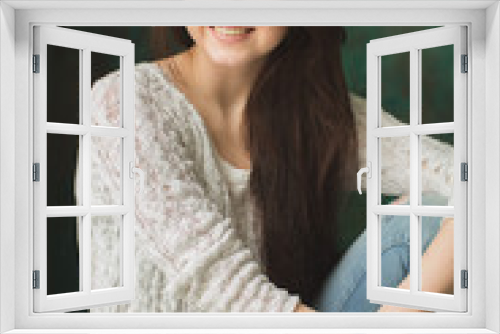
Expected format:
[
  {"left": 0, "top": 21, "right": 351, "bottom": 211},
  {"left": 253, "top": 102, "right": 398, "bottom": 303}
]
[{"left": 0, "top": 1, "right": 498, "bottom": 333}]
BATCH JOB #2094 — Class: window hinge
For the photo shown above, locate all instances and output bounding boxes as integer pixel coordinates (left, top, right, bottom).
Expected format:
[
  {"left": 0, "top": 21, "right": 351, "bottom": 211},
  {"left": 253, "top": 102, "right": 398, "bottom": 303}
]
[
  {"left": 461, "top": 162, "right": 468, "bottom": 181},
  {"left": 33, "top": 54, "right": 40, "bottom": 73},
  {"left": 461, "top": 54, "right": 468, "bottom": 73},
  {"left": 33, "top": 270, "right": 40, "bottom": 289},
  {"left": 461, "top": 270, "right": 468, "bottom": 289},
  {"left": 33, "top": 163, "right": 40, "bottom": 182}
]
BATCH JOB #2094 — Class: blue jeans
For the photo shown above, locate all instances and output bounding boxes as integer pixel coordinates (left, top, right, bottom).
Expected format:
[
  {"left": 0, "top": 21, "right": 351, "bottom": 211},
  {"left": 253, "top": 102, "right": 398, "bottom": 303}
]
[{"left": 313, "top": 197, "right": 445, "bottom": 312}]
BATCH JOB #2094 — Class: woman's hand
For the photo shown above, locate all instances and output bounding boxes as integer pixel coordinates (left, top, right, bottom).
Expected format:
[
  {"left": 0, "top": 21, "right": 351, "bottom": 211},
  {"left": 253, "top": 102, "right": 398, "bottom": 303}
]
[
  {"left": 293, "top": 303, "right": 316, "bottom": 312},
  {"left": 389, "top": 194, "right": 409, "bottom": 205}
]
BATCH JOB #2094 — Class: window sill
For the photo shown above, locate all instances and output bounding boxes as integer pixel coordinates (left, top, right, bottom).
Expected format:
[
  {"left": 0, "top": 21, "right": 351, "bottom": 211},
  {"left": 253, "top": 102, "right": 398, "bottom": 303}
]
[{"left": 3, "top": 330, "right": 499, "bottom": 334}]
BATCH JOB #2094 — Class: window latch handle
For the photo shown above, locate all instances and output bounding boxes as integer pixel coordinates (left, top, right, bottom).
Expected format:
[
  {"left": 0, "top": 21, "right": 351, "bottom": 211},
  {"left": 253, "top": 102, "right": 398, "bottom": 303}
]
[
  {"left": 129, "top": 161, "right": 145, "bottom": 195},
  {"left": 357, "top": 162, "right": 372, "bottom": 195}
]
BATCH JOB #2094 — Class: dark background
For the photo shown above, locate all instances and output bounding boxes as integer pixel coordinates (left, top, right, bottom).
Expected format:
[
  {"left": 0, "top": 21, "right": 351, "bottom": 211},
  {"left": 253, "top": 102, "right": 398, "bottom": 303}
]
[{"left": 45, "top": 26, "right": 452, "bottom": 310}]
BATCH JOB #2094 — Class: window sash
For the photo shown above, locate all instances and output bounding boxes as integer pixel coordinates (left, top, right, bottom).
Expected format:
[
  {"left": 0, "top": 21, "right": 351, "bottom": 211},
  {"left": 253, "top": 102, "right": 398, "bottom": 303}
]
[
  {"left": 32, "top": 25, "right": 136, "bottom": 313},
  {"left": 366, "top": 25, "right": 468, "bottom": 312}
]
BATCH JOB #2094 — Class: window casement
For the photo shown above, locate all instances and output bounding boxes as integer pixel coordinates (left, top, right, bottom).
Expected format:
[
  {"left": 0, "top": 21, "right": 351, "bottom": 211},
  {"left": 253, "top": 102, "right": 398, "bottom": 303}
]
[
  {"left": 359, "top": 25, "right": 468, "bottom": 313},
  {"left": 32, "top": 25, "right": 141, "bottom": 312},
  {"left": 2, "top": 3, "right": 496, "bottom": 334}
]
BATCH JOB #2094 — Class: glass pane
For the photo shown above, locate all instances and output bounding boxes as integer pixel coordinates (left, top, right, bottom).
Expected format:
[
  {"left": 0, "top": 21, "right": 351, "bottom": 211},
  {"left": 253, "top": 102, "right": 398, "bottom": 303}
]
[
  {"left": 47, "top": 45, "right": 80, "bottom": 124},
  {"left": 421, "top": 134, "right": 454, "bottom": 206},
  {"left": 380, "top": 215, "right": 410, "bottom": 290},
  {"left": 381, "top": 51, "right": 410, "bottom": 127},
  {"left": 47, "top": 217, "right": 81, "bottom": 295},
  {"left": 47, "top": 134, "right": 81, "bottom": 206},
  {"left": 91, "top": 51, "right": 121, "bottom": 127},
  {"left": 421, "top": 45, "right": 454, "bottom": 124},
  {"left": 420, "top": 216, "right": 454, "bottom": 295},
  {"left": 92, "top": 215, "right": 122, "bottom": 290},
  {"left": 91, "top": 136, "right": 122, "bottom": 205},
  {"left": 381, "top": 136, "right": 410, "bottom": 205}
]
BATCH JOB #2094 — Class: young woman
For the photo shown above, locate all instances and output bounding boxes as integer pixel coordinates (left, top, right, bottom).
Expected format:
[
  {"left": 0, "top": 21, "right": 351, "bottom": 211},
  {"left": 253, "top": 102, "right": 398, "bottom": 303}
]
[{"left": 89, "top": 26, "right": 454, "bottom": 313}]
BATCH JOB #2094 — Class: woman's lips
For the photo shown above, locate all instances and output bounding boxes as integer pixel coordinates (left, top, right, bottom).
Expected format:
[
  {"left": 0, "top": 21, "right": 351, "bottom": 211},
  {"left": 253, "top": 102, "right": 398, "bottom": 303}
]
[{"left": 209, "top": 26, "right": 255, "bottom": 43}]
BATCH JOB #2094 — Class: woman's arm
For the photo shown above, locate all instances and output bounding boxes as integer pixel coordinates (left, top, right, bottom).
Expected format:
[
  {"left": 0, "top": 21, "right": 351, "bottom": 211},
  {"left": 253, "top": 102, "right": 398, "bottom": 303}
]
[
  {"left": 351, "top": 93, "right": 454, "bottom": 202},
  {"left": 377, "top": 112, "right": 453, "bottom": 201},
  {"left": 91, "top": 68, "right": 301, "bottom": 312}
]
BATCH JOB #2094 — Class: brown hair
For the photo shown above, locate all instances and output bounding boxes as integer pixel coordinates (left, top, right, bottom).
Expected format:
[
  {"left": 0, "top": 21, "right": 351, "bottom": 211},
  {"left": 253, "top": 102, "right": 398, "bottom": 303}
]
[{"left": 151, "top": 26, "right": 357, "bottom": 306}]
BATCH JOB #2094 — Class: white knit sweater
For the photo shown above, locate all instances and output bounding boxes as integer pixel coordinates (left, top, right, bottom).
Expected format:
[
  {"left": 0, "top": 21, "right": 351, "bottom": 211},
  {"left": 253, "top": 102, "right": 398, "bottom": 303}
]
[{"left": 88, "top": 61, "right": 453, "bottom": 313}]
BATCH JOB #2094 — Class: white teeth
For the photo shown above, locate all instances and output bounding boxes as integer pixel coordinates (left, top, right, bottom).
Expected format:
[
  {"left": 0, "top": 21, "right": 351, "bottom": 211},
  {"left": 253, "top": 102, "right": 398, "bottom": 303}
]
[{"left": 214, "top": 27, "right": 251, "bottom": 35}]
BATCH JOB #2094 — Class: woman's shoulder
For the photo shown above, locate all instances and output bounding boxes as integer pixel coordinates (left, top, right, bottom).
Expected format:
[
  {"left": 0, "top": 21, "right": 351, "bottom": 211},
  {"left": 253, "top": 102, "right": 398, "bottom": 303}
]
[
  {"left": 348, "top": 92, "right": 366, "bottom": 112},
  {"left": 91, "top": 59, "right": 196, "bottom": 126},
  {"left": 91, "top": 60, "right": 184, "bottom": 102}
]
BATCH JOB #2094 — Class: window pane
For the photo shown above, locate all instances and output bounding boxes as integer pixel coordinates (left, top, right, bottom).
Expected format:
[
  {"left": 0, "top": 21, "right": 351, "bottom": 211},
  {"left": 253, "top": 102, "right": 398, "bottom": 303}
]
[
  {"left": 381, "top": 51, "right": 410, "bottom": 127},
  {"left": 381, "top": 136, "right": 410, "bottom": 205},
  {"left": 91, "top": 52, "right": 121, "bottom": 127},
  {"left": 47, "top": 134, "right": 81, "bottom": 206},
  {"left": 47, "top": 217, "right": 81, "bottom": 295},
  {"left": 420, "top": 216, "right": 454, "bottom": 295},
  {"left": 421, "top": 134, "right": 454, "bottom": 206},
  {"left": 92, "top": 215, "right": 122, "bottom": 290},
  {"left": 421, "top": 45, "right": 454, "bottom": 124},
  {"left": 380, "top": 215, "right": 410, "bottom": 290},
  {"left": 47, "top": 44, "right": 80, "bottom": 124},
  {"left": 91, "top": 136, "right": 122, "bottom": 205}
]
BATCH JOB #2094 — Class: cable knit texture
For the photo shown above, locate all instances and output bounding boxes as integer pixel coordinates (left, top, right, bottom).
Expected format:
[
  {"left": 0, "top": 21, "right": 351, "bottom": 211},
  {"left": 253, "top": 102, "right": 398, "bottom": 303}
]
[{"left": 88, "top": 61, "right": 453, "bottom": 313}]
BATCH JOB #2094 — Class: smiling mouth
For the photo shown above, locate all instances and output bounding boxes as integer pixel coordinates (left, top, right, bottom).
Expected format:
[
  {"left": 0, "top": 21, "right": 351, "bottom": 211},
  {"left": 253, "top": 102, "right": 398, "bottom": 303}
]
[{"left": 209, "top": 26, "right": 255, "bottom": 35}]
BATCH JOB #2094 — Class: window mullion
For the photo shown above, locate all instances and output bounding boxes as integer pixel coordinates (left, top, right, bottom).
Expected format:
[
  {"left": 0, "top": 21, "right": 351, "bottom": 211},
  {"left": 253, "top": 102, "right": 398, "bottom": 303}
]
[
  {"left": 409, "top": 48, "right": 420, "bottom": 294},
  {"left": 82, "top": 48, "right": 91, "bottom": 294},
  {"left": 122, "top": 51, "right": 135, "bottom": 293},
  {"left": 372, "top": 205, "right": 453, "bottom": 217},
  {"left": 78, "top": 47, "right": 84, "bottom": 292}
]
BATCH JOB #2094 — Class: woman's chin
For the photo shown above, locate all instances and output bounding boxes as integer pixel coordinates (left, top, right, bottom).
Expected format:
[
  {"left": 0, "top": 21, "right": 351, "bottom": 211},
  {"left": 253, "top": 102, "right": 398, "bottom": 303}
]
[{"left": 207, "top": 52, "right": 256, "bottom": 68}]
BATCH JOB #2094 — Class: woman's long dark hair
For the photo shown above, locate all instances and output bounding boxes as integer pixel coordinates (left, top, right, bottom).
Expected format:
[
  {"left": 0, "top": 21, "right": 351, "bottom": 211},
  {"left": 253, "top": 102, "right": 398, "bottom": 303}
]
[{"left": 151, "top": 26, "right": 358, "bottom": 306}]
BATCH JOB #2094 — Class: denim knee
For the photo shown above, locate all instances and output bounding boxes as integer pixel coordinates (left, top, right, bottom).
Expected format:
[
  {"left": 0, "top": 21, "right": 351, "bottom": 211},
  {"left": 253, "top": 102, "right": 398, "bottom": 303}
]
[
  {"left": 381, "top": 214, "right": 443, "bottom": 288},
  {"left": 314, "top": 210, "right": 444, "bottom": 312}
]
